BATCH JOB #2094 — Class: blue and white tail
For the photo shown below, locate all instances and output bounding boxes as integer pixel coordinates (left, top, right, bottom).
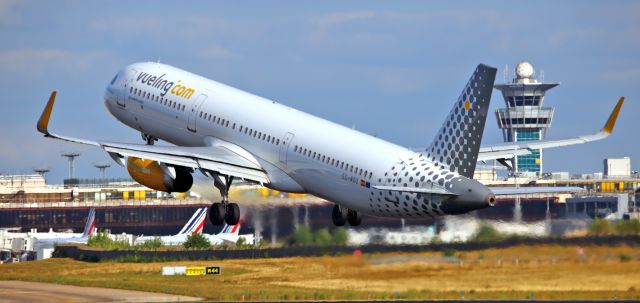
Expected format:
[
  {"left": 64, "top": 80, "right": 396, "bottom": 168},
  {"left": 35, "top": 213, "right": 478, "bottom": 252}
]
[
  {"left": 423, "top": 64, "right": 497, "bottom": 178},
  {"left": 177, "top": 208, "right": 207, "bottom": 235},
  {"left": 81, "top": 208, "right": 96, "bottom": 238}
]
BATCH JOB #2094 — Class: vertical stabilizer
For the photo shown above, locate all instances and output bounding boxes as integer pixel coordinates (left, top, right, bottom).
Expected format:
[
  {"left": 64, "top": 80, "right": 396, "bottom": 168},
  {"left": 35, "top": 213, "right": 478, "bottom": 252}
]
[
  {"left": 424, "top": 64, "right": 497, "bottom": 178},
  {"left": 177, "top": 208, "right": 207, "bottom": 235},
  {"left": 218, "top": 223, "right": 241, "bottom": 235},
  {"left": 81, "top": 208, "right": 96, "bottom": 238}
]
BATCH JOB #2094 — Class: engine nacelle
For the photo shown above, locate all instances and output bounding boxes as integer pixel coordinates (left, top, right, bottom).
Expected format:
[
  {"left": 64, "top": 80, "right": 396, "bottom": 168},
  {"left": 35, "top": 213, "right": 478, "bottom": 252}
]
[{"left": 126, "top": 157, "right": 193, "bottom": 193}]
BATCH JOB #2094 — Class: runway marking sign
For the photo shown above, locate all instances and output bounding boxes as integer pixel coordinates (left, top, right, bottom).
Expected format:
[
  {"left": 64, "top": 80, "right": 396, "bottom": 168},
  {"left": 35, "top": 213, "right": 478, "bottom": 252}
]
[
  {"left": 206, "top": 266, "right": 221, "bottom": 275},
  {"left": 162, "top": 266, "right": 220, "bottom": 276},
  {"left": 185, "top": 267, "right": 205, "bottom": 276}
]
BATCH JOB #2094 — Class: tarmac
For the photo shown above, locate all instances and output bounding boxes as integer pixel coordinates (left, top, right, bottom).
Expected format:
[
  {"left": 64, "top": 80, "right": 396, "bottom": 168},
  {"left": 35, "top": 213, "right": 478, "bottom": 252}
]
[{"left": 0, "top": 280, "right": 201, "bottom": 302}]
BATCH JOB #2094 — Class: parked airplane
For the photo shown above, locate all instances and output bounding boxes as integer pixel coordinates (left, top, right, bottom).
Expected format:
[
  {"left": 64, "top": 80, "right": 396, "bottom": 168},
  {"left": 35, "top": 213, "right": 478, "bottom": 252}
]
[
  {"left": 37, "top": 63, "right": 623, "bottom": 226},
  {"left": 134, "top": 208, "right": 250, "bottom": 246},
  {"left": 35, "top": 208, "right": 96, "bottom": 245},
  {"left": 134, "top": 207, "right": 207, "bottom": 246},
  {"left": 206, "top": 221, "right": 254, "bottom": 246}
]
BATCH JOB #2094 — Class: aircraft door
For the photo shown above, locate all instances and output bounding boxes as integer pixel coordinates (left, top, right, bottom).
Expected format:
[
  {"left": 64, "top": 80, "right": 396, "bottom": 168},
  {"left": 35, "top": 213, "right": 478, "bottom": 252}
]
[
  {"left": 187, "top": 94, "right": 207, "bottom": 132},
  {"left": 279, "top": 132, "right": 295, "bottom": 164},
  {"left": 117, "top": 68, "right": 137, "bottom": 108}
]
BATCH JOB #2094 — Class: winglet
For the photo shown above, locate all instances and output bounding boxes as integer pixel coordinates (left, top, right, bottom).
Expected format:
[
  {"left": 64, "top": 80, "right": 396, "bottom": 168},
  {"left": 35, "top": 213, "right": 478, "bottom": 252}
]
[
  {"left": 602, "top": 96, "right": 624, "bottom": 134},
  {"left": 37, "top": 91, "right": 57, "bottom": 135}
]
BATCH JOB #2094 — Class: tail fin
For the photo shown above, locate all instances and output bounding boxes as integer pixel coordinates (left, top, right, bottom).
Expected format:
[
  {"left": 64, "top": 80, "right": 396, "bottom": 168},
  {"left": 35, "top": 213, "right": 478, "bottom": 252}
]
[
  {"left": 219, "top": 222, "right": 241, "bottom": 236},
  {"left": 424, "top": 64, "right": 497, "bottom": 178},
  {"left": 81, "top": 208, "right": 96, "bottom": 238},
  {"left": 177, "top": 208, "right": 207, "bottom": 235}
]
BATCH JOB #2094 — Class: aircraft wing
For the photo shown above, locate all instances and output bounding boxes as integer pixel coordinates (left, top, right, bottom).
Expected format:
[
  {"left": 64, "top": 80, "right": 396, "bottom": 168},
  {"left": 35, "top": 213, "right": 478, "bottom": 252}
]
[
  {"left": 37, "top": 91, "right": 270, "bottom": 184},
  {"left": 490, "top": 186, "right": 586, "bottom": 195},
  {"left": 477, "top": 97, "right": 624, "bottom": 162}
]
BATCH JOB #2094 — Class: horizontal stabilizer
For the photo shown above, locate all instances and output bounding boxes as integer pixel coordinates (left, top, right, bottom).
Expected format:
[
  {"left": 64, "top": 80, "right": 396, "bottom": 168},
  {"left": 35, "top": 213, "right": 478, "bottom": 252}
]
[
  {"left": 373, "top": 185, "right": 457, "bottom": 195},
  {"left": 490, "top": 186, "right": 586, "bottom": 196}
]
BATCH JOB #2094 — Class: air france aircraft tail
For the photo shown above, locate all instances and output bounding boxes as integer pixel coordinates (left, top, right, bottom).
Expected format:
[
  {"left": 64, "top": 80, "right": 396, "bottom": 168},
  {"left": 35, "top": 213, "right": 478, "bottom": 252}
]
[
  {"left": 218, "top": 222, "right": 241, "bottom": 236},
  {"left": 177, "top": 208, "right": 207, "bottom": 235},
  {"left": 424, "top": 64, "right": 496, "bottom": 178},
  {"left": 81, "top": 208, "right": 96, "bottom": 238}
]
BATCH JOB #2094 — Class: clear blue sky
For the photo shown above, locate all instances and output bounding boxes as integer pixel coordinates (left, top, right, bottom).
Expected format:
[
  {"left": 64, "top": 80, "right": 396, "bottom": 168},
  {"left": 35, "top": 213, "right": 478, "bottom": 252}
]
[{"left": 0, "top": 1, "right": 637, "bottom": 183}]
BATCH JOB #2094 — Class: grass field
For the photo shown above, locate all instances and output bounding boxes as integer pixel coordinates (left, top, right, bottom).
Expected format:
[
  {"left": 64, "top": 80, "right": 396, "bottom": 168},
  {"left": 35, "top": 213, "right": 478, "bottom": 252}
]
[{"left": 1, "top": 244, "right": 640, "bottom": 301}]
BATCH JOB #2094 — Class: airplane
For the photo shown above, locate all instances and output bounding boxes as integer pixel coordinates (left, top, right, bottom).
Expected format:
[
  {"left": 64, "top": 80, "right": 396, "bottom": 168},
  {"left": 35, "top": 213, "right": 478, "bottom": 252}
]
[
  {"left": 35, "top": 208, "right": 96, "bottom": 246},
  {"left": 134, "top": 208, "right": 250, "bottom": 246},
  {"left": 206, "top": 221, "right": 254, "bottom": 246},
  {"left": 134, "top": 207, "right": 207, "bottom": 246},
  {"left": 36, "top": 63, "right": 624, "bottom": 226}
]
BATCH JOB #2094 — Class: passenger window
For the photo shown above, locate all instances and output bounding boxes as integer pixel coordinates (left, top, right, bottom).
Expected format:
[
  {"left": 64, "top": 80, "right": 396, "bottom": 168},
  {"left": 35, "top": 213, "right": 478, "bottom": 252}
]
[
  {"left": 294, "top": 146, "right": 298, "bottom": 152},
  {"left": 226, "top": 121, "right": 229, "bottom": 127},
  {"left": 277, "top": 139, "right": 280, "bottom": 145},
  {"left": 232, "top": 123, "right": 235, "bottom": 129},
  {"left": 239, "top": 126, "right": 243, "bottom": 132}
]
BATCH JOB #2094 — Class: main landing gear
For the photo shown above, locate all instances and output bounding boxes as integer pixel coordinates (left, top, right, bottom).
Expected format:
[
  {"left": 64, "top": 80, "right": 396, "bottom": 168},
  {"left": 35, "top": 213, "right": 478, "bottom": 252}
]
[
  {"left": 208, "top": 173, "right": 240, "bottom": 226},
  {"left": 332, "top": 205, "right": 362, "bottom": 226}
]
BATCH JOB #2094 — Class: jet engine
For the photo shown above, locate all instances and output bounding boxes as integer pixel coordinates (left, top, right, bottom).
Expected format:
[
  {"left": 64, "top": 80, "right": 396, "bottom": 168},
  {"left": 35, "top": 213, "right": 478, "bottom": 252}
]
[{"left": 126, "top": 157, "right": 193, "bottom": 193}]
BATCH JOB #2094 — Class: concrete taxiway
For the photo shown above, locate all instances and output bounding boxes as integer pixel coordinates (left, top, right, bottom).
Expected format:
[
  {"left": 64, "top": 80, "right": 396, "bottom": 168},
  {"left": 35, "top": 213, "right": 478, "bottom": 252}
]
[{"left": 0, "top": 280, "right": 200, "bottom": 303}]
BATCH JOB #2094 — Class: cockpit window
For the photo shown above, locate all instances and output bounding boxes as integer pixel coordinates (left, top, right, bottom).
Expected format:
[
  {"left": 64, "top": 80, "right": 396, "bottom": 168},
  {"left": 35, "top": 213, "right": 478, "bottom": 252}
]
[{"left": 110, "top": 74, "right": 118, "bottom": 85}]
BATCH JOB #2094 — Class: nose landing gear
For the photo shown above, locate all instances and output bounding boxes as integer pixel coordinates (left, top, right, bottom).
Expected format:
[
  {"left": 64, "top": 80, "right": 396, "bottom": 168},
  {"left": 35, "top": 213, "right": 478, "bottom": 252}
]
[
  {"left": 141, "top": 133, "right": 157, "bottom": 145},
  {"left": 332, "top": 205, "right": 362, "bottom": 226}
]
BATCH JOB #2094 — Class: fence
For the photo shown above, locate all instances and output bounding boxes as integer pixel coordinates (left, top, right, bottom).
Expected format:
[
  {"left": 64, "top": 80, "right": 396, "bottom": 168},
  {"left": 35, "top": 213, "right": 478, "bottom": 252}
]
[{"left": 54, "top": 235, "right": 640, "bottom": 263}]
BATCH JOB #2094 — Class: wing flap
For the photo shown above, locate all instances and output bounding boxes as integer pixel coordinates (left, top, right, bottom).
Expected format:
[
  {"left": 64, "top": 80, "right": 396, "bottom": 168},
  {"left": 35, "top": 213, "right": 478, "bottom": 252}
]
[{"left": 477, "top": 149, "right": 531, "bottom": 162}]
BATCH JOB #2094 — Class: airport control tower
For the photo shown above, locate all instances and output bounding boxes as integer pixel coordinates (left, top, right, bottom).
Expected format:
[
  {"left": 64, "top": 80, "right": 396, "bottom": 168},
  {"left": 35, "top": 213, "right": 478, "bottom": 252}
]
[{"left": 494, "top": 61, "right": 558, "bottom": 175}]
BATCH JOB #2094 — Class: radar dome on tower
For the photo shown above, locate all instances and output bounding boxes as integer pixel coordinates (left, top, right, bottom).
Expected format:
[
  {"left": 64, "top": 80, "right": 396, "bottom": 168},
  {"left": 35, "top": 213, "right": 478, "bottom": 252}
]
[{"left": 515, "top": 61, "right": 534, "bottom": 79}]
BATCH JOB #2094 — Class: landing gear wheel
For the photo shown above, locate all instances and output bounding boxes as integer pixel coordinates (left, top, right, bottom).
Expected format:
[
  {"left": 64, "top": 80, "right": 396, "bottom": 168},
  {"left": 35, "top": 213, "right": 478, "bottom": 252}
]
[
  {"left": 347, "top": 209, "right": 362, "bottom": 226},
  {"left": 209, "top": 202, "right": 225, "bottom": 226},
  {"left": 332, "top": 205, "right": 348, "bottom": 226},
  {"left": 225, "top": 203, "right": 240, "bottom": 225}
]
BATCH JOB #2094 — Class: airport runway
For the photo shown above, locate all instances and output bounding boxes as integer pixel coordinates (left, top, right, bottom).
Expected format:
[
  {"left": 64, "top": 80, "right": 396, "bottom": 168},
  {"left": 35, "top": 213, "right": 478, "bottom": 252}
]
[{"left": 0, "top": 280, "right": 200, "bottom": 303}]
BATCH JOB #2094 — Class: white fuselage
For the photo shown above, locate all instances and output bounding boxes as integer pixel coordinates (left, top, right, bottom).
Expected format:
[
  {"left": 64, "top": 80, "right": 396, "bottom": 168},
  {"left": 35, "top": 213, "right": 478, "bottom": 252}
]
[{"left": 104, "top": 62, "right": 490, "bottom": 218}]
